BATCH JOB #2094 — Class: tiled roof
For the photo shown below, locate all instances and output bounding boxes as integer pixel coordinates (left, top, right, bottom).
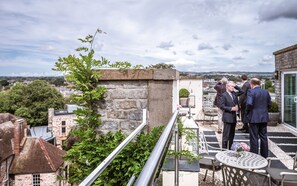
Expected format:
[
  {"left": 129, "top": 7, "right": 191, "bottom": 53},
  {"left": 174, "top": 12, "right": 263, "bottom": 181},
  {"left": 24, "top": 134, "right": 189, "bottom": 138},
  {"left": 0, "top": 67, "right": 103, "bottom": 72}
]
[
  {"left": 0, "top": 113, "right": 17, "bottom": 124},
  {"left": 10, "top": 138, "right": 65, "bottom": 174},
  {"left": 0, "top": 121, "right": 15, "bottom": 161}
]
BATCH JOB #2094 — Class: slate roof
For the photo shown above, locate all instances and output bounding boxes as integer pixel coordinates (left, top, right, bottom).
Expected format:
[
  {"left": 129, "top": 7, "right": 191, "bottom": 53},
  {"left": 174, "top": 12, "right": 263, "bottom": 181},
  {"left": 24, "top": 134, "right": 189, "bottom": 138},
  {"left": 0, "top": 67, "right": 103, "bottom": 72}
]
[{"left": 10, "top": 137, "right": 65, "bottom": 174}]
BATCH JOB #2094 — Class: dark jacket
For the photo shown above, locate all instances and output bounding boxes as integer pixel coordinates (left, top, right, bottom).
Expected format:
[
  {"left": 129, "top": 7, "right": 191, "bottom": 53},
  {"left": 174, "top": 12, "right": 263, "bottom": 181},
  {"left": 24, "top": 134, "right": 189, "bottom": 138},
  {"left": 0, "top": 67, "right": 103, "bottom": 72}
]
[
  {"left": 239, "top": 81, "right": 251, "bottom": 108},
  {"left": 214, "top": 82, "right": 226, "bottom": 107},
  {"left": 239, "top": 81, "right": 251, "bottom": 123},
  {"left": 220, "top": 91, "right": 239, "bottom": 123},
  {"left": 246, "top": 87, "right": 272, "bottom": 123}
]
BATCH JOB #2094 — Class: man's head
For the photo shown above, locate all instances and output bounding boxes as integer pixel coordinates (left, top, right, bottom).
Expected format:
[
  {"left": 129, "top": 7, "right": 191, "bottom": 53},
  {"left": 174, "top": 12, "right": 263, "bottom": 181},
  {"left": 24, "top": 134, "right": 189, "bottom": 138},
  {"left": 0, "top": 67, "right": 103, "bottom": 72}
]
[
  {"left": 226, "top": 81, "right": 235, "bottom": 92},
  {"left": 241, "top": 74, "right": 248, "bottom": 81},
  {"left": 250, "top": 78, "right": 261, "bottom": 88}
]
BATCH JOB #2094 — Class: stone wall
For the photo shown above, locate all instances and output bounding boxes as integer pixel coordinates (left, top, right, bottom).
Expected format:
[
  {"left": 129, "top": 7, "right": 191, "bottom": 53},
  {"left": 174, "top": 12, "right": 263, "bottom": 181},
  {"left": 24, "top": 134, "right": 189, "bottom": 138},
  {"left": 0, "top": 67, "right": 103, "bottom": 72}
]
[
  {"left": 274, "top": 44, "right": 297, "bottom": 121},
  {"left": 48, "top": 111, "right": 76, "bottom": 149},
  {"left": 98, "top": 80, "right": 148, "bottom": 133},
  {"left": 13, "top": 172, "right": 60, "bottom": 186},
  {"left": 97, "top": 69, "right": 179, "bottom": 133}
]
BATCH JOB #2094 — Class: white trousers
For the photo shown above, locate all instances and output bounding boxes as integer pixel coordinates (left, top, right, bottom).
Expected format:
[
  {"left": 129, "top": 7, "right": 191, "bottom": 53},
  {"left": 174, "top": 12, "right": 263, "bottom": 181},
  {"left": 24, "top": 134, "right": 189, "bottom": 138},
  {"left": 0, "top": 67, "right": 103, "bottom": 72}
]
[{"left": 217, "top": 107, "right": 224, "bottom": 130}]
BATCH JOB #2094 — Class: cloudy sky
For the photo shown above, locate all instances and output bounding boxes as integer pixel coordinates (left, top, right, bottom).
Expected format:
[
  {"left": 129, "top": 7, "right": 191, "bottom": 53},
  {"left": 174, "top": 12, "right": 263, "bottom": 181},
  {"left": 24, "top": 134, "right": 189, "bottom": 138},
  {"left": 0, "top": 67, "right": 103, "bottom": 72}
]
[{"left": 1, "top": 0, "right": 297, "bottom": 76}]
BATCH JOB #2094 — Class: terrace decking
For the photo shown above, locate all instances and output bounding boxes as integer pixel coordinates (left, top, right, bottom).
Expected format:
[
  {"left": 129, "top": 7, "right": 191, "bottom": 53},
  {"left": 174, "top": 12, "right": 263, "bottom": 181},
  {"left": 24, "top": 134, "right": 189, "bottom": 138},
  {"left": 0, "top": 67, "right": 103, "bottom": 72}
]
[{"left": 197, "top": 120, "right": 297, "bottom": 186}]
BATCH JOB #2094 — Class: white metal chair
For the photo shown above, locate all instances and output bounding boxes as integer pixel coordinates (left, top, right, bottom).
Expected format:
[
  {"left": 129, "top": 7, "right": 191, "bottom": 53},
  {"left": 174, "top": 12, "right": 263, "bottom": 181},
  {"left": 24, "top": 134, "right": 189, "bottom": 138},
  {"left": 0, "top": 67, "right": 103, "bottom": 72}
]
[
  {"left": 202, "top": 107, "right": 217, "bottom": 125},
  {"left": 199, "top": 130, "right": 225, "bottom": 182},
  {"left": 222, "top": 164, "right": 271, "bottom": 186},
  {"left": 266, "top": 151, "right": 297, "bottom": 186}
]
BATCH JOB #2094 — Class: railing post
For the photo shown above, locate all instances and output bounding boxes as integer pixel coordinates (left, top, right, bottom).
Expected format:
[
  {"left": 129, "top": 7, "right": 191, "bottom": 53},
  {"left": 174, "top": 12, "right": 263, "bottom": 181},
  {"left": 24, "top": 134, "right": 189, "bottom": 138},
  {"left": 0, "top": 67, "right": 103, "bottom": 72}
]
[
  {"left": 135, "top": 110, "right": 179, "bottom": 186},
  {"left": 175, "top": 117, "right": 179, "bottom": 186}
]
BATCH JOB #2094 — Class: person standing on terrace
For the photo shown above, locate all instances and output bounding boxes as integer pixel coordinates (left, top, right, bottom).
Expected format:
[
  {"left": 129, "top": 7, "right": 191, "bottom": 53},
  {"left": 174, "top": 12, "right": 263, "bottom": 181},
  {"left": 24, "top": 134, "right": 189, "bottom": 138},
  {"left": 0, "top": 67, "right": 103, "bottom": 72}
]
[
  {"left": 238, "top": 74, "right": 251, "bottom": 133},
  {"left": 214, "top": 77, "right": 228, "bottom": 134},
  {"left": 220, "top": 81, "right": 240, "bottom": 149},
  {"left": 246, "top": 78, "right": 271, "bottom": 158}
]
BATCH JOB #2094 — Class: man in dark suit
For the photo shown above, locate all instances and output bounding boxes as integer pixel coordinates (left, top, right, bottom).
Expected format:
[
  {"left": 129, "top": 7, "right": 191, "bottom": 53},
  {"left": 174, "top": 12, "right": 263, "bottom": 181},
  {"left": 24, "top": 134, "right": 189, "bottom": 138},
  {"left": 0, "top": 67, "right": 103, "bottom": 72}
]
[
  {"left": 238, "top": 75, "right": 251, "bottom": 133},
  {"left": 246, "top": 78, "right": 271, "bottom": 158},
  {"left": 220, "top": 81, "right": 240, "bottom": 149}
]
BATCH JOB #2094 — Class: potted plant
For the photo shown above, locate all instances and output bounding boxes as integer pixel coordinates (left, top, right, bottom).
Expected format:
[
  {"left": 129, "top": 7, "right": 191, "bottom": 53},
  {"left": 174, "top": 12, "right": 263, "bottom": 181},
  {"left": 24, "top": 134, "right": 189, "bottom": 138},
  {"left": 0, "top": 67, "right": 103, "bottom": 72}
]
[
  {"left": 179, "top": 88, "right": 190, "bottom": 107},
  {"left": 268, "top": 101, "right": 279, "bottom": 126}
]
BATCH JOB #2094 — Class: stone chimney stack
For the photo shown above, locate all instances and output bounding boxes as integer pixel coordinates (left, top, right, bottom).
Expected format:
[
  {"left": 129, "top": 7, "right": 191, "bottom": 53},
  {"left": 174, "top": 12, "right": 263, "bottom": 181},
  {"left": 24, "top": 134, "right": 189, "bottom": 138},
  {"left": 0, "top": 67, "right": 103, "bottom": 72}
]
[
  {"left": 13, "top": 121, "right": 21, "bottom": 156},
  {"left": 13, "top": 119, "right": 27, "bottom": 156},
  {"left": 48, "top": 108, "right": 54, "bottom": 129}
]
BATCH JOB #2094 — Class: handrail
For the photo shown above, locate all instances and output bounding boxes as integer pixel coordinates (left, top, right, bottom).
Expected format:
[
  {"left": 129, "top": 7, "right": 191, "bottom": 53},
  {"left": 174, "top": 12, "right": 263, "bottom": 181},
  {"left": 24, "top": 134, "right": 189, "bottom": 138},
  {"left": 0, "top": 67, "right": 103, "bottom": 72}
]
[
  {"left": 134, "top": 110, "right": 179, "bottom": 186},
  {"left": 79, "top": 109, "right": 147, "bottom": 186}
]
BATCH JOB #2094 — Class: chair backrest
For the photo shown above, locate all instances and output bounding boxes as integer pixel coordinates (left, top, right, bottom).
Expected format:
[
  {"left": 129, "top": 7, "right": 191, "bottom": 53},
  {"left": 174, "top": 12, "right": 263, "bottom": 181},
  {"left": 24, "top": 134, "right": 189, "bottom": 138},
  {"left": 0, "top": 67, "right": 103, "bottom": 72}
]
[
  {"left": 222, "top": 164, "right": 271, "bottom": 186},
  {"left": 198, "top": 130, "right": 209, "bottom": 155},
  {"left": 293, "top": 151, "right": 297, "bottom": 170}
]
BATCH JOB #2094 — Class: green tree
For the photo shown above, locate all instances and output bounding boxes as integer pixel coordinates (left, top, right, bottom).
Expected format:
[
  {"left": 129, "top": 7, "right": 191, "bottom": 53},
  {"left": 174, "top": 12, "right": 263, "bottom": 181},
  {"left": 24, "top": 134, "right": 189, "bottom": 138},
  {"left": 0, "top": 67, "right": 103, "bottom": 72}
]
[
  {"left": 53, "top": 29, "right": 162, "bottom": 185},
  {"left": 0, "top": 92, "right": 10, "bottom": 113},
  {"left": 264, "top": 79, "right": 275, "bottom": 93},
  {"left": 0, "top": 80, "right": 65, "bottom": 126},
  {"left": 0, "top": 80, "right": 9, "bottom": 87},
  {"left": 146, "top": 63, "right": 175, "bottom": 69}
]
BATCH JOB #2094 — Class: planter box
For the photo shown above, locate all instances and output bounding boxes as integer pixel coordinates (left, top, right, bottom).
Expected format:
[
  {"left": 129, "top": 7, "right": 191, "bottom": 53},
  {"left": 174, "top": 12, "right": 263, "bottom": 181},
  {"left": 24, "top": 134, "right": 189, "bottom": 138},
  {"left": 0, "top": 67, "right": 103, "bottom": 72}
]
[{"left": 268, "top": 112, "right": 280, "bottom": 126}]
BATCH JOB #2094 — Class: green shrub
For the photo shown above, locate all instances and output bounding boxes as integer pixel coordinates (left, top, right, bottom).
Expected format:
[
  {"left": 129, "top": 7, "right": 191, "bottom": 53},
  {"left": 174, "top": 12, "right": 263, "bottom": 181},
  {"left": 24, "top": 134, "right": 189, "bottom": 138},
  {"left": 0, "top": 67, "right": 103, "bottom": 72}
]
[
  {"left": 269, "top": 101, "right": 279, "bottom": 112},
  {"left": 179, "top": 88, "right": 190, "bottom": 98}
]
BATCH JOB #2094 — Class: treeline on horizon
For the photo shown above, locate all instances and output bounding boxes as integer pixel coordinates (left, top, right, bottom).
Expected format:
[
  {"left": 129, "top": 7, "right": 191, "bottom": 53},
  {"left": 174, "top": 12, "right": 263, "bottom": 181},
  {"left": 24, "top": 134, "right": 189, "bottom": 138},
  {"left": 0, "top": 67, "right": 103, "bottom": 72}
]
[
  {"left": 0, "top": 76, "right": 65, "bottom": 87},
  {"left": 0, "top": 71, "right": 274, "bottom": 87}
]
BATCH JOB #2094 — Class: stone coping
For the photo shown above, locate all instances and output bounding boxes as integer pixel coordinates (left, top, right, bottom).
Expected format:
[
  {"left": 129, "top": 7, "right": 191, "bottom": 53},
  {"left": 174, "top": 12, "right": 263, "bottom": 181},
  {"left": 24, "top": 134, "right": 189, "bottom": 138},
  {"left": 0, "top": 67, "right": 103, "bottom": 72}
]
[{"left": 97, "top": 69, "right": 179, "bottom": 80}]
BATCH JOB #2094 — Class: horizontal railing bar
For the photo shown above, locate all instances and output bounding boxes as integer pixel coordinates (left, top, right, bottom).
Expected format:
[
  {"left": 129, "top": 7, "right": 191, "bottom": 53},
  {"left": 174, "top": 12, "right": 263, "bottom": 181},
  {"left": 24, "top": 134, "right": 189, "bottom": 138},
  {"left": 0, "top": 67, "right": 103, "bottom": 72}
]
[
  {"left": 134, "top": 110, "right": 179, "bottom": 186},
  {"left": 79, "top": 109, "right": 147, "bottom": 186}
]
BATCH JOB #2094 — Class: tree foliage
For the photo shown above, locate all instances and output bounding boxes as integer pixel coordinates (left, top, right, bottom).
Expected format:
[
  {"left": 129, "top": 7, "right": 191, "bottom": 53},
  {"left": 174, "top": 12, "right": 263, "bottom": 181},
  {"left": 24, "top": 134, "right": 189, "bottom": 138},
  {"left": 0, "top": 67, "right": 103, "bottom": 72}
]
[
  {"left": 146, "top": 63, "right": 175, "bottom": 69},
  {"left": 0, "top": 80, "right": 65, "bottom": 126},
  {"left": 53, "top": 29, "right": 162, "bottom": 185}
]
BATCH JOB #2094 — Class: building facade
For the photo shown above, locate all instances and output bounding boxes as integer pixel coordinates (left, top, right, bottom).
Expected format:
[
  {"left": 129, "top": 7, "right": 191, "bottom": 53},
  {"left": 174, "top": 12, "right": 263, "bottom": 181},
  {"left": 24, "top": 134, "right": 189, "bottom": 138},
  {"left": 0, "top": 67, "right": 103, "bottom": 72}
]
[
  {"left": 48, "top": 105, "right": 77, "bottom": 149},
  {"left": 274, "top": 44, "right": 297, "bottom": 130}
]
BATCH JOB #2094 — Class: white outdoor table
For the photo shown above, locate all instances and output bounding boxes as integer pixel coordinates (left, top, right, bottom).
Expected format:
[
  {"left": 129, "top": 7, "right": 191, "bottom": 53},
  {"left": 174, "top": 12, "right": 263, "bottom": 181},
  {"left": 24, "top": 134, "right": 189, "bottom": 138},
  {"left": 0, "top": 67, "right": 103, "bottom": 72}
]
[{"left": 215, "top": 150, "right": 268, "bottom": 169}]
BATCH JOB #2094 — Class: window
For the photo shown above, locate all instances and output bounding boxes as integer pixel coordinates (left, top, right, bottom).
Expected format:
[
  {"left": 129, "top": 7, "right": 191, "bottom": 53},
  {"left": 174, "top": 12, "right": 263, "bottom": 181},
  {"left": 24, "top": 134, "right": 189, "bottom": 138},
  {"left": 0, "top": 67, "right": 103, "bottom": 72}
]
[
  {"left": 61, "top": 121, "right": 66, "bottom": 134},
  {"left": 32, "top": 174, "right": 40, "bottom": 186}
]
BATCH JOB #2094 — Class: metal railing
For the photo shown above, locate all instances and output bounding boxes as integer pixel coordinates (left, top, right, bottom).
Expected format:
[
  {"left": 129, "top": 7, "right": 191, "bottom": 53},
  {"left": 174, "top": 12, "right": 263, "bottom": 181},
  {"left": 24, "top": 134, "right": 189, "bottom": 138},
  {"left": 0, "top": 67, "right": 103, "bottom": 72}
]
[
  {"left": 79, "top": 109, "right": 147, "bottom": 186},
  {"left": 134, "top": 110, "right": 180, "bottom": 186}
]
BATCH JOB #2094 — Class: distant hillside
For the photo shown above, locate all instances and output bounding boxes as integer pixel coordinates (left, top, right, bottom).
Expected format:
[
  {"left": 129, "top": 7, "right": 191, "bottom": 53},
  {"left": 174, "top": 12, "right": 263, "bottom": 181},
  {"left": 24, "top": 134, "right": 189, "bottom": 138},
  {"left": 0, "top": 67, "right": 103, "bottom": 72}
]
[{"left": 180, "top": 71, "right": 274, "bottom": 81}]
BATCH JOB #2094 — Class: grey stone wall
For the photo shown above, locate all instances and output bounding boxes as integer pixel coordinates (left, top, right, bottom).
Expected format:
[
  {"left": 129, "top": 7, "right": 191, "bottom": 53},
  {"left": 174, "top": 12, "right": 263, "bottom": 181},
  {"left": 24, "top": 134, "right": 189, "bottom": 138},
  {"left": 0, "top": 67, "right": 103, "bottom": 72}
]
[
  {"left": 97, "top": 69, "right": 179, "bottom": 134},
  {"left": 98, "top": 80, "right": 148, "bottom": 134},
  {"left": 49, "top": 113, "right": 76, "bottom": 149}
]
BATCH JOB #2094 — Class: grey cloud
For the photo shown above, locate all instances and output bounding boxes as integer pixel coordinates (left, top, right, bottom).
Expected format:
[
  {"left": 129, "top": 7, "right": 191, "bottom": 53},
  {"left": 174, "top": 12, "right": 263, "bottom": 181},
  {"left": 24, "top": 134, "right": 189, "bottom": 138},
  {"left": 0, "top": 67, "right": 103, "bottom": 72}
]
[
  {"left": 198, "top": 43, "right": 213, "bottom": 50},
  {"left": 192, "top": 34, "right": 199, "bottom": 40},
  {"left": 222, "top": 44, "right": 232, "bottom": 50},
  {"left": 232, "top": 56, "right": 244, "bottom": 60},
  {"left": 158, "top": 41, "right": 174, "bottom": 50},
  {"left": 185, "top": 50, "right": 195, "bottom": 56},
  {"left": 259, "top": 1, "right": 297, "bottom": 21},
  {"left": 241, "top": 49, "right": 249, "bottom": 53}
]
